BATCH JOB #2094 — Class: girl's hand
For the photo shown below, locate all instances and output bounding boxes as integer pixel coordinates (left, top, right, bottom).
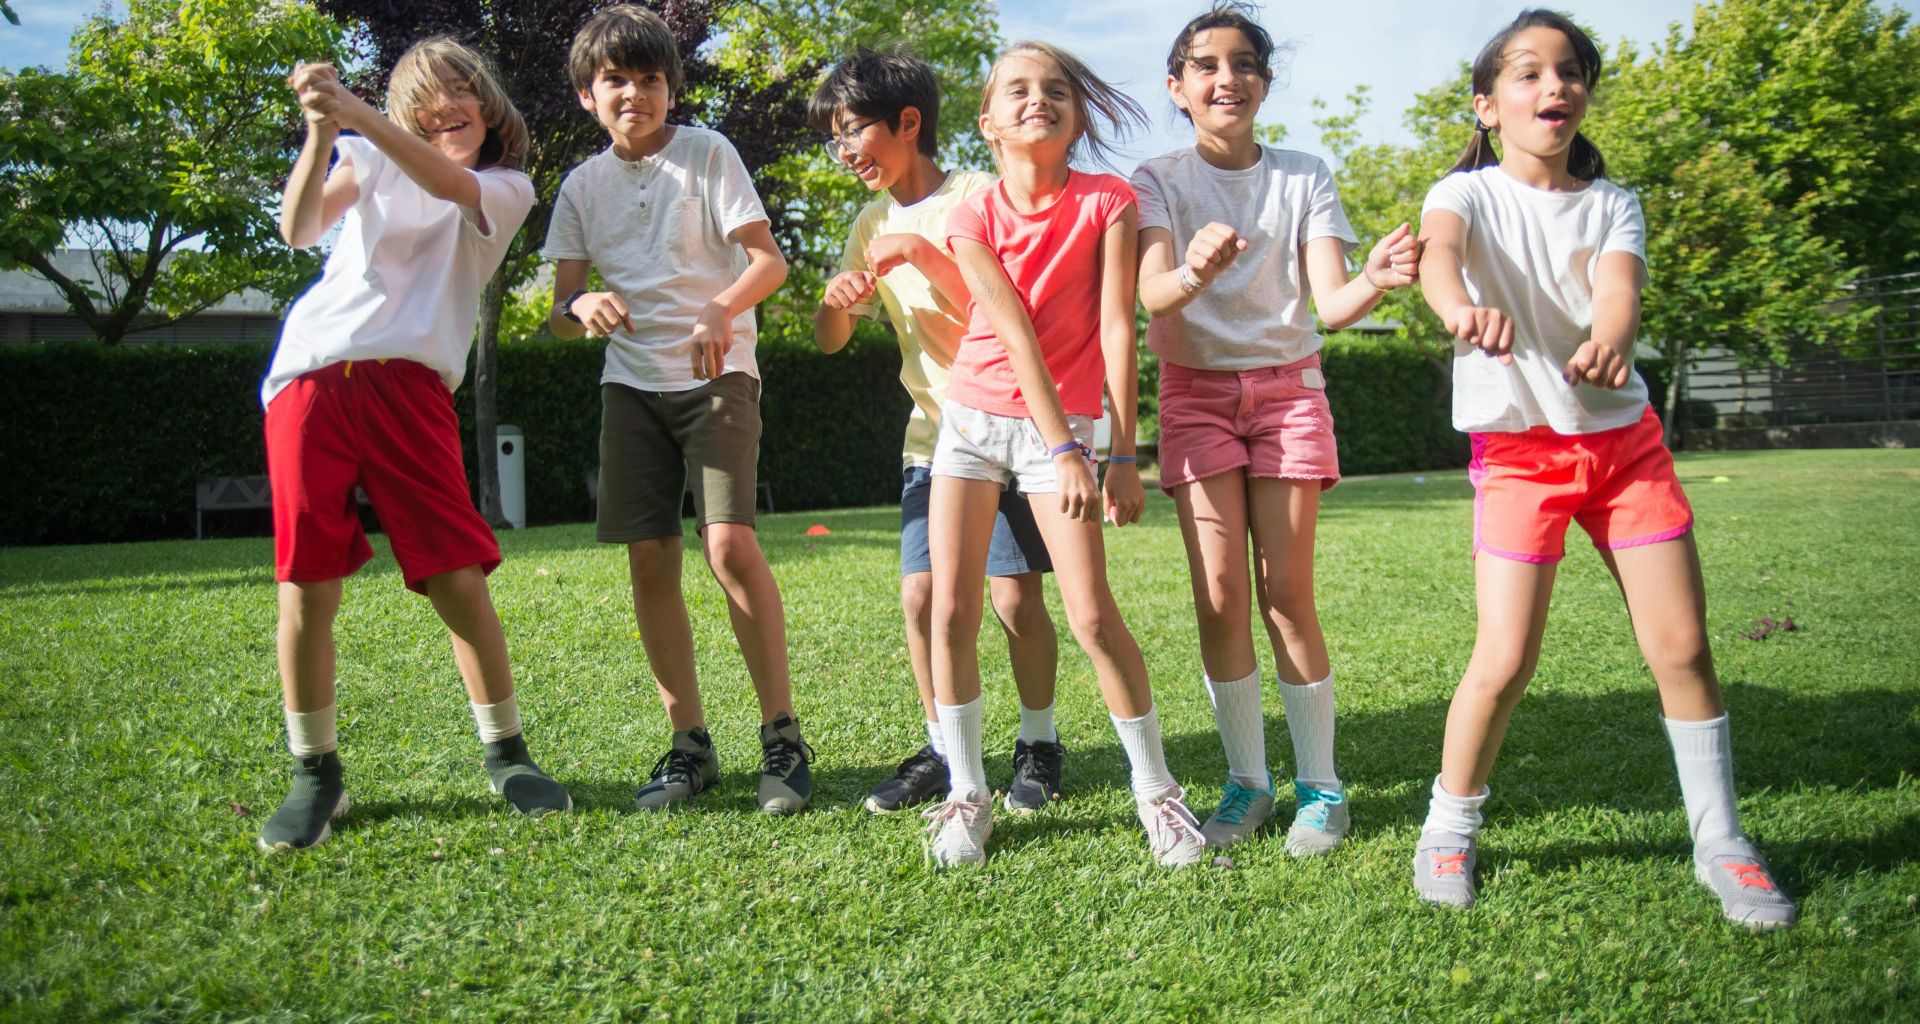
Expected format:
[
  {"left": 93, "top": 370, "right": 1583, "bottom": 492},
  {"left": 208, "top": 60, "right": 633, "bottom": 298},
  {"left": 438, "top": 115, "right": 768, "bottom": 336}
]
[
  {"left": 1103, "top": 462, "right": 1143, "bottom": 527},
  {"left": 291, "top": 67, "right": 374, "bottom": 132},
  {"left": 1442, "top": 305, "right": 1515, "bottom": 365},
  {"left": 572, "top": 291, "right": 635, "bottom": 337},
  {"left": 1055, "top": 452, "right": 1099, "bottom": 524},
  {"left": 1362, "top": 223, "right": 1421, "bottom": 290},
  {"left": 822, "top": 270, "right": 876, "bottom": 310},
  {"left": 288, "top": 63, "right": 340, "bottom": 127},
  {"left": 691, "top": 301, "right": 734, "bottom": 380},
  {"left": 1185, "top": 222, "right": 1248, "bottom": 285},
  {"left": 865, "top": 234, "right": 927, "bottom": 277},
  {"left": 1563, "top": 339, "right": 1632, "bottom": 389}
]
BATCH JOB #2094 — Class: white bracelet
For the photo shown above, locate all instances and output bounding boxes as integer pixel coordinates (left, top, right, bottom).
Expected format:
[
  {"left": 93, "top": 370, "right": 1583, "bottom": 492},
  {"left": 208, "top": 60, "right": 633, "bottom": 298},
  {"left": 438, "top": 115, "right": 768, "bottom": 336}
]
[{"left": 1178, "top": 264, "right": 1206, "bottom": 295}]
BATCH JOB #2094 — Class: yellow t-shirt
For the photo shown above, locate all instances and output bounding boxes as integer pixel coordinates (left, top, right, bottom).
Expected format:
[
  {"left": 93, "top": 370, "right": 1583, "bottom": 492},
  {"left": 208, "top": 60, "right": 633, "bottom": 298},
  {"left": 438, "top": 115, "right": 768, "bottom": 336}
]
[{"left": 837, "top": 169, "right": 995, "bottom": 467}]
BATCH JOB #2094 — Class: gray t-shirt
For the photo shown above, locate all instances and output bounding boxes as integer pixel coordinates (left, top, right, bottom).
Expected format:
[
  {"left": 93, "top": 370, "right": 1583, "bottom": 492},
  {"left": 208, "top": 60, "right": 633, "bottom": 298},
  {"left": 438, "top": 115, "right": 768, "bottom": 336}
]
[
  {"left": 1132, "top": 146, "right": 1358, "bottom": 371},
  {"left": 543, "top": 126, "right": 769, "bottom": 392}
]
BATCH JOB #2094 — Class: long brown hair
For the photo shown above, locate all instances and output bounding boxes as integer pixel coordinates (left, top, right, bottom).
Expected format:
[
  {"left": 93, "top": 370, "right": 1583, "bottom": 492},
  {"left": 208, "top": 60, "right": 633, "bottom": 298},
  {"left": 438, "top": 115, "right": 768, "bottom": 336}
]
[
  {"left": 1449, "top": 10, "right": 1605, "bottom": 180},
  {"left": 980, "top": 41, "right": 1146, "bottom": 170},
  {"left": 386, "top": 36, "right": 529, "bottom": 172}
]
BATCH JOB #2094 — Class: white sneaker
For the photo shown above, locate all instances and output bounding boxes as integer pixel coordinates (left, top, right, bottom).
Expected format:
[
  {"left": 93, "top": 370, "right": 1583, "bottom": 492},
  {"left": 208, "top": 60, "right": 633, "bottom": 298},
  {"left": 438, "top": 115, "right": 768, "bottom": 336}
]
[
  {"left": 922, "top": 795, "right": 994, "bottom": 868},
  {"left": 1136, "top": 788, "right": 1207, "bottom": 867}
]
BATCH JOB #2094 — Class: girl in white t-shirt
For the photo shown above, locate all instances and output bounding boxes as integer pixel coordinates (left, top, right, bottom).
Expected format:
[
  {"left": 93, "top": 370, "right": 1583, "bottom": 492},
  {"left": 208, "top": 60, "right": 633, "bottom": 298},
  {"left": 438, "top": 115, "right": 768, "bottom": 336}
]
[
  {"left": 258, "top": 38, "right": 567, "bottom": 853},
  {"left": 1132, "top": 5, "right": 1418, "bottom": 854},
  {"left": 1412, "top": 10, "right": 1795, "bottom": 929}
]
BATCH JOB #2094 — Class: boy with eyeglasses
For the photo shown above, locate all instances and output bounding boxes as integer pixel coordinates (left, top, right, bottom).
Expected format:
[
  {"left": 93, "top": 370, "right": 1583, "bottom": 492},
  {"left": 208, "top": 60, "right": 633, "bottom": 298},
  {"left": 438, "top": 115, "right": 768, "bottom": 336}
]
[{"left": 809, "top": 48, "right": 1068, "bottom": 817}]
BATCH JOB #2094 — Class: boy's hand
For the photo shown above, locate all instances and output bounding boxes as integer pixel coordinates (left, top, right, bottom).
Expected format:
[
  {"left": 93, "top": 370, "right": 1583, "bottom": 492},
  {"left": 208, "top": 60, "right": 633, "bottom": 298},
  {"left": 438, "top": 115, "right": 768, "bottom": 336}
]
[
  {"left": 691, "top": 301, "right": 734, "bottom": 380},
  {"left": 1103, "top": 462, "right": 1144, "bottom": 527},
  {"left": 866, "top": 234, "right": 928, "bottom": 277},
  {"left": 1055, "top": 451, "right": 1099, "bottom": 524},
  {"left": 822, "top": 270, "right": 876, "bottom": 311},
  {"left": 1563, "top": 339, "right": 1632, "bottom": 389},
  {"left": 571, "top": 291, "right": 634, "bottom": 336},
  {"left": 1185, "top": 222, "right": 1249, "bottom": 285},
  {"left": 288, "top": 63, "right": 340, "bottom": 127},
  {"left": 1442, "top": 305, "right": 1515, "bottom": 365},
  {"left": 289, "top": 64, "right": 373, "bottom": 132},
  {"left": 1362, "top": 222, "right": 1421, "bottom": 290}
]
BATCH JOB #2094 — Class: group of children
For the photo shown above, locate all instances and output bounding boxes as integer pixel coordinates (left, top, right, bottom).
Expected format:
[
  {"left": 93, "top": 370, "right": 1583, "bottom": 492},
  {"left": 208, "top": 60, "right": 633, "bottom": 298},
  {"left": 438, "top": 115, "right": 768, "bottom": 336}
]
[{"left": 254, "top": 2, "right": 1799, "bottom": 931}]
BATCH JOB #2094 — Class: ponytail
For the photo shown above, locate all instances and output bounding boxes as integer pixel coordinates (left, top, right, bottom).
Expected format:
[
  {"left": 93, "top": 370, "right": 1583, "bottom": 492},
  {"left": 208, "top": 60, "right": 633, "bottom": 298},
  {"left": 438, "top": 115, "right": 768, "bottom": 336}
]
[
  {"left": 1568, "top": 131, "right": 1605, "bottom": 181},
  {"left": 1448, "top": 120, "right": 1501, "bottom": 175}
]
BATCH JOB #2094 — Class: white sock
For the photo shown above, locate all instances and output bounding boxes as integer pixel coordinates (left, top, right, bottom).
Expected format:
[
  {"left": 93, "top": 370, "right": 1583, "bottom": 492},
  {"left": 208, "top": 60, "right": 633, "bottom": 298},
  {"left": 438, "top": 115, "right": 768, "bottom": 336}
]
[
  {"left": 925, "top": 718, "right": 946, "bottom": 759},
  {"left": 936, "top": 696, "right": 988, "bottom": 801},
  {"left": 285, "top": 704, "right": 337, "bottom": 757},
  {"left": 1422, "top": 775, "right": 1490, "bottom": 837},
  {"left": 1204, "top": 668, "right": 1268, "bottom": 790},
  {"left": 470, "top": 695, "right": 523, "bottom": 743},
  {"left": 1664, "top": 714, "right": 1744, "bottom": 846},
  {"left": 1017, "top": 702, "right": 1057, "bottom": 745},
  {"left": 1279, "top": 671, "right": 1340, "bottom": 790},
  {"left": 1110, "top": 705, "right": 1180, "bottom": 802}
]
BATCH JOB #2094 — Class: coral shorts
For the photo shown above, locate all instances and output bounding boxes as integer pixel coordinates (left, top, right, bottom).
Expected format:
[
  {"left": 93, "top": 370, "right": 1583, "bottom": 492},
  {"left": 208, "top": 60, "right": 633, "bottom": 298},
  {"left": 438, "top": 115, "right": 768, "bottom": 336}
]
[
  {"left": 1156, "top": 354, "right": 1340, "bottom": 493},
  {"left": 1468, "top": 404, "right": 1693, "bottom": 564},
  {"left": 265, "top": 359, "right": 500, "bottom": 594}
]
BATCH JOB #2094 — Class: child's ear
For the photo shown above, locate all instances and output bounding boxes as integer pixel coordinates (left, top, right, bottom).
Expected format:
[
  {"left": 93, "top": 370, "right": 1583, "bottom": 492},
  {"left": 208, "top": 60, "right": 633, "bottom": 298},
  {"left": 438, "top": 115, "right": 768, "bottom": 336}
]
[
  {"left": 898, "top": 106, "right": 921, "bottom": 143},
  {"left": 1164, "top": 74, "right": 1187, "bottom": 113},
  {"left": 1472, "top": 93, "right": 1499, "bottom": 131},
  {"left": 578, "top": 89, "right": 597, "bottom": 113}
]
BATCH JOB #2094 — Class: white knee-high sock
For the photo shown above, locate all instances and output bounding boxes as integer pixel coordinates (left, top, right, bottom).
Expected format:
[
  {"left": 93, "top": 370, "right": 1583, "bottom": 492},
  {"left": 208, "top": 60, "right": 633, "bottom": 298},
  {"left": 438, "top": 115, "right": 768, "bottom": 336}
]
[
  {"left": 285, "top": 704, "right": 337, "bottom": 757},
  {"left": 1422, "top": 775, "right": 1490, "bottom": 837},
  {"left": 936, "top": 696, "right": 987, "bottom": 802},
  {"left": 1664, "top": 714, "right": 1744, "bottom": 846},
  {"left": 470, "top": 695, "right": 523, "bottom": 743},
  {"left": 1279, "top": 671, "right": 1340, "bottom": 790},
  {"left": 1110, "top": 705, "right": 1179, "bottom": 802},
  {"left": 1204, "top": 668, "right": 1268, "bottom": 790}
]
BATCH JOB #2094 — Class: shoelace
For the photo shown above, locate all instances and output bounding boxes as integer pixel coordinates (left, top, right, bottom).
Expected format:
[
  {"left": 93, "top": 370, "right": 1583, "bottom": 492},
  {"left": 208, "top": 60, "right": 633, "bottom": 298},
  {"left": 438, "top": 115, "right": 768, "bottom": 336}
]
[
  {"left": 1723, "top": 861, "right": 1777, "bottom": 891},
  {"left": 648, "top": 746, "right": 704, "bottom": 785},
  {"left": 761, "top": 736, "right": 814, "bottom": 776},
  {"left": 1294, "top": 783, "right": 1345, "bottom": 830},
  {"left": 922, "top": 798, "right": 986, "bottom": 842},
  {"left": 1429, "top": 851, "right": 1469, "bottom": 877},
  {"left": 1214, "top": 781, "right": 1262, "bottom": 826},
  {"left": 1013, "top": 742, "right": 1062, "bottom": 783},
  {"left": 1151, "top": 797, "right": 1197, "bottom": 855}
]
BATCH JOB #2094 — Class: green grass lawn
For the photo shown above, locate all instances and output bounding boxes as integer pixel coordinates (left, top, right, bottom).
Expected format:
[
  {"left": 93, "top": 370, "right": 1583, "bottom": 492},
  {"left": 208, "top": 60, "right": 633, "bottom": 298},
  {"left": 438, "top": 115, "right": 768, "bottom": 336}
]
[{"left": 2, "top": 448, "right": 1916, "bottom": 1022}]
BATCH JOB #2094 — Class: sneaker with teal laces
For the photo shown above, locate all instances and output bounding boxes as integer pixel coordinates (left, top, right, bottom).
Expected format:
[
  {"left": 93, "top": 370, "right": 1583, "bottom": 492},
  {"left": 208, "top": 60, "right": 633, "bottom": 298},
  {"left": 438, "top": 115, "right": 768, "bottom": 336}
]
[
  {"left": 1285, "top": 779, "right": 1350, "bottom": 858},
  {"left": 1201, "top": 777, "right": 1274, "bottom": 847}
]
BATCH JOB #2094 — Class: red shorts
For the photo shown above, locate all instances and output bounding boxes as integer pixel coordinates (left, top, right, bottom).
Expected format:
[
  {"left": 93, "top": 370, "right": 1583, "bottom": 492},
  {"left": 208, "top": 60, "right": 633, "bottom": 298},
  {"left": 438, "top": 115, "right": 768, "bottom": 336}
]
[
  {"left": 264, "top": 359, "right": 500, "bottom": 594},
  {"left": 1468, "top": 405, "right": 1692, "bottom": 564},
  {"left": 1156, "top": 354, "right": 1340, "bottom": 493}
]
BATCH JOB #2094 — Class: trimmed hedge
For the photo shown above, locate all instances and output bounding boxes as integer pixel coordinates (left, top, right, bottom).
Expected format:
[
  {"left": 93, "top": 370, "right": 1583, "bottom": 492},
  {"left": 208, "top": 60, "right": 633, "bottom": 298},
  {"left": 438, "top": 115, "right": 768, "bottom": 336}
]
[{"left": 1, "top": 322, "right": 1473, "bottom": 545}]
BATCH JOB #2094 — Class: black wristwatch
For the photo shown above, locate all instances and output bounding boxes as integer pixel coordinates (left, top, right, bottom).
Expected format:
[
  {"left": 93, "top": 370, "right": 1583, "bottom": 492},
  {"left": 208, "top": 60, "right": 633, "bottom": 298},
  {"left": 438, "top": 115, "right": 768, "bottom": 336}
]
[{"left": 559, "top": 288, "right": 589, "bottom": 324}]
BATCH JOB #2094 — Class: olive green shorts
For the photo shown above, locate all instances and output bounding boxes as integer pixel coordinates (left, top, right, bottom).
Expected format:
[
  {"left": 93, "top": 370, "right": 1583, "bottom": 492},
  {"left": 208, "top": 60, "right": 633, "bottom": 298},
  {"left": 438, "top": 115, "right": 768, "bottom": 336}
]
[{"left": 597, "top": 372, "right": 762, "bottom": 543}]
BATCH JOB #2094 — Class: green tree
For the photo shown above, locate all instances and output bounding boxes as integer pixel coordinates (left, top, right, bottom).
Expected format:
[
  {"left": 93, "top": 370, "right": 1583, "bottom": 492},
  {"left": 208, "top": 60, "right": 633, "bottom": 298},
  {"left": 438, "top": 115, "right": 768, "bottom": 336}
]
[{"left": 0, "top": 0, "right": 342, "bottom": 345}]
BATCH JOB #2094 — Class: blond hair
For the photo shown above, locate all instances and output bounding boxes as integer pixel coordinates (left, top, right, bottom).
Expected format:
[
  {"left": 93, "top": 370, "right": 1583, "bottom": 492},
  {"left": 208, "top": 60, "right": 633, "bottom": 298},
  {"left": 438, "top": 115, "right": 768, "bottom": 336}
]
[
  {"left": 979, "top": 41, "right": 1145, "bottom": 169},
  {"left": 386, "top": 36, "right": 529, "bottom": 171}
]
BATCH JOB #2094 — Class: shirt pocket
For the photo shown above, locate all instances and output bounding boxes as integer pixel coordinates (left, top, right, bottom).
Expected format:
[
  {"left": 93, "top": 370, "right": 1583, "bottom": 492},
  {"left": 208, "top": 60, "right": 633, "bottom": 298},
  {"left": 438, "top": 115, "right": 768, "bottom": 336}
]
[{"left": 667, "top": 196, "right": 714, "bottom": 262}]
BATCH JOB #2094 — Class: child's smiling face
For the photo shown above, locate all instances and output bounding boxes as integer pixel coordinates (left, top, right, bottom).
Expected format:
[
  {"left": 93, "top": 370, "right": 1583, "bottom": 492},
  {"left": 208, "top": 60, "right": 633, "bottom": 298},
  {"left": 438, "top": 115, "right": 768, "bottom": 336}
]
[
  {"left": 1475, "top": 26, "right": 1590, "bottom": 164},
  {"left": 979, "top": 52, "right": 1077, "bottom": 154},
  {"left": 579, "top": 64, "right": 672, "bottom": 150},
  {"left": 1168, "top": 27, "right": 1268, "bottom": 138},
  {"left": 829, "top": 107, "right": 920, "bottom": 194},
  {"left": 417, "top": 72, "right": 487, "bottom": 169}
]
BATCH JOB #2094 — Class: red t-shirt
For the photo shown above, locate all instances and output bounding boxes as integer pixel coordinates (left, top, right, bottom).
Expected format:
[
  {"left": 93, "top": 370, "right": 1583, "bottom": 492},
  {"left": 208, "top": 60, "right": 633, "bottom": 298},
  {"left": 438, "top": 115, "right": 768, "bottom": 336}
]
[{"left": 943, "top": 171, "right": 1136, "bottom": 418}]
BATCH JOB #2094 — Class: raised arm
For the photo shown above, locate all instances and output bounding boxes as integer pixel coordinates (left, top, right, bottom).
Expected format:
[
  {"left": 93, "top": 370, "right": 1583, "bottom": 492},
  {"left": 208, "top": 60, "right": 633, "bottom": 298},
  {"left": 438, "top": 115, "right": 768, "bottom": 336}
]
[
  {"left": 951, "top": 237, "right": 1099, "bottom": 523},
  {"left": 280, "top": 65, "right": 359, "bottom": 248},
  {"left": 290, "top": 62, "right": 482, "bottom": 211},
  {"left": 865, "top": 233, "right": 968, "bottom": 367},
  {"left": 1099, "top": 206, "right": 1144, "bottom": 526},
  {"left": 1419, "top": 209, "right": 1513, "bottom": 364},
  {"left": 1305, "top": 223, "right": 1419, "bottom": 330}
]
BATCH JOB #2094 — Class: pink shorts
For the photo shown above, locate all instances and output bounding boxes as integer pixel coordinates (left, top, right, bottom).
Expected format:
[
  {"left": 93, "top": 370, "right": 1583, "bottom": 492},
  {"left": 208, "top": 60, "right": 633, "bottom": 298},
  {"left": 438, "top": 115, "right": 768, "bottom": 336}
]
[
  {"left": 1156, "top": 354, "right": 1340, "bottom": 493},
  {"left": 265, "top": 359, "right": 501, "bottom": 594},
  {"left": 1468, "top": 404, "right": 1694, "bottom": 563}
]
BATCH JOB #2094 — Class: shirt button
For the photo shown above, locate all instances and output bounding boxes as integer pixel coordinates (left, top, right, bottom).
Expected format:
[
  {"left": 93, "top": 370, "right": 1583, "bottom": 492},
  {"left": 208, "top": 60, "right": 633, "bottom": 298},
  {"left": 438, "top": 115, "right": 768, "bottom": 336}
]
[{"left": 638, "top": 201, "right": 647, "bottom": 209}]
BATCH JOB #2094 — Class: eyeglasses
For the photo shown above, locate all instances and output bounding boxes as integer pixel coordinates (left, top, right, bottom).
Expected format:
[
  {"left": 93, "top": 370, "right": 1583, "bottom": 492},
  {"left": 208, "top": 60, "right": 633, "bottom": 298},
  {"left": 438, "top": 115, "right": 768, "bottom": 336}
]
[{"left": 822, "top": 116, "right": 884, "bottom": 160}]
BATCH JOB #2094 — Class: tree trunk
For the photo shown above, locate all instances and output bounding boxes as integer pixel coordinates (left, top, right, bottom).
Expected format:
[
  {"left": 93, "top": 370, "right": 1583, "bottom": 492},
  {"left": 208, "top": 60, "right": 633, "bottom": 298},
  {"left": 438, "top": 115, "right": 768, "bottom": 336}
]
[
  {"left": 473, "top": 266, "right": 509, "bottom": 529},
  {"left": 1662, "top": 340, "right": 1687, "bottom": 450}
]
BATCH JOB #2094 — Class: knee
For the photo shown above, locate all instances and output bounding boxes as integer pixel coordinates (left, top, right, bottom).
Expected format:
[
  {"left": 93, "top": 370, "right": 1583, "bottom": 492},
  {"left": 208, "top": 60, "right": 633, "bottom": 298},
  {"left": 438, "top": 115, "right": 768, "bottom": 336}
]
[
  {"left": 279, "top": 580, "right": 342, "bottom": 626},
  {"left": 1193, "top": 572, "right": 1250, "bottom": 633},
  {"left": 1643, "top": 623, "right": 1714, "bottom": 679},
  {"left": 901, "top": 574, "right": 934, "bottom": 627},
  {"left": 1062, "top": 597, "right": 1127, "bottom": 655},
  {"left": 627, "top": 539, "right": 681, "bottom": 583},
  {"left": 703, "top": 528, "right": 766, "bottom": 585},
  {"left": 1461, "top": 650, "right": 1535, "bottom": 706},
  {"left": 988, "top": 576, "right": 1051, "bottom": 637}
]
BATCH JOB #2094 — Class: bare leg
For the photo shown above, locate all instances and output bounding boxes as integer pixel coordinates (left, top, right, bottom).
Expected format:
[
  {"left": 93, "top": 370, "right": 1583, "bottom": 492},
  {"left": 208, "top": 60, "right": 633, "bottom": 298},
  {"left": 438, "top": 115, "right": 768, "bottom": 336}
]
[
  {"left": 701, "top": 522, "right": 793, "bottom": 724},
  {"left": 423, "top": 565, "right": 514, "bottom": 705},
  {"left": 1599, "top": 536, "right": 1725, "bottom": 720},
  {"left": 1438, "top": 555, "right": 1557, "bottom": 796},
  {"left": 1023, "top": 495, "right": 1152, "bottom": 718},
  {"left": 1246, "top": 478, "right": 1331, "bottom": 685},
  {"left": 928, "top": 479, "right": 1005, "bottom": 708},
  {"left": 278, "top": 579, "right": 343, "bottom": 713},
  {"left": 901, "top": 571, "right": 940, "bottom": 724},
  {"left": 988, "top": 572, "right": 1059, "bottom": 712},
  {"left": 628, "top": 537, "right": 703, "bottom": 731},
  {"left": 1169, "top": 471, "right": 1258, "bottom": 681}
]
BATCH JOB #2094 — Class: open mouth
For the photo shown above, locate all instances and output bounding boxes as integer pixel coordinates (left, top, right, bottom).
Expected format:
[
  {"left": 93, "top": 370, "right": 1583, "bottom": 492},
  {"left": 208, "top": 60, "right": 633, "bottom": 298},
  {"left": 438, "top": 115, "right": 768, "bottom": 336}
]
[
  {"left": 1538, "top": 107, "right": 1571, "bottom": 126},
  {"left": 1210, "top": 96, "right": 1244, "bottom": 108},
  {"left": 430, "top": 121, "right": 470, "bottom": 136}
]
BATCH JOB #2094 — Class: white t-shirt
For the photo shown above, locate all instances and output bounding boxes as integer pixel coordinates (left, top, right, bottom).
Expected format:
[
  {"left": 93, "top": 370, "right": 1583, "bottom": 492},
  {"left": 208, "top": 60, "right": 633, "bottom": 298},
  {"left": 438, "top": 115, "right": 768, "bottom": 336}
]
[
  {"left": 542, "top": 126, "right": 770, "bottom": 393},
  {"left": 1132, "top": 146, "right": 1357, "bottom": 371},
  {"left": 1422, "top": 166, "right": 1650, "bottom": 434},
  {"left": 836, "top": 169, "right": 995, "bottom": 467},
  {"left": 263, "top": 136, "right": 534, "bottom": 407}
]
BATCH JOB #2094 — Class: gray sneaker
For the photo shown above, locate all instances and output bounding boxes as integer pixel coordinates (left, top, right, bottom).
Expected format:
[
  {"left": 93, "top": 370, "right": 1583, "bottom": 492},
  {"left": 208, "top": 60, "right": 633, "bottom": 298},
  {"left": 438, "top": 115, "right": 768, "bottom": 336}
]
[
  {"left": 483, "top": 733, "right": 572, "bottom": 817},
  {"left": 634, "top": 729, "right": 718, "bottom": 811},
  {"left": 259, "top": 752, "right": 349, "bottom": 853},
  {"left": 1413, "top": 830, "right": 1478, "bottom": 908},
  {"left": 1200, "top": 777, "right": 1274, "bottom": 847},
  {"left": 1694, "top": 836, "right": 1798, "bottom": 931},
  {"left": 757, "top": 714, "right": 813, "bottom": 815},
  {"left": 1285, "top": 780, "right": 1350, "bottom": 858}
]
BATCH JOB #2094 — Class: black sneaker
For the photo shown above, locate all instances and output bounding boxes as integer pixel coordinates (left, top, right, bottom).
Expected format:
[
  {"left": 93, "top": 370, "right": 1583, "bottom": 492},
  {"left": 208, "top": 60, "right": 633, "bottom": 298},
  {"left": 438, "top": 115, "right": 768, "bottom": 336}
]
[
  {"left": 259, "top": 751, "right": 348, "bottom": 853},
  {"left": 483, "top": 733, "right": 572, "bottom": 817},
  {"left": 758, "top": 714, "right": 814, "bottom": 815},
  {"left": 634, "top": 729, "right": 718, "bottom": 811},
  {"left": 864, "top": 745, "right": 950, "bottom": 814},
  {"left": 1005, "top": 739, "right": 1064, "bottom": 814}
]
